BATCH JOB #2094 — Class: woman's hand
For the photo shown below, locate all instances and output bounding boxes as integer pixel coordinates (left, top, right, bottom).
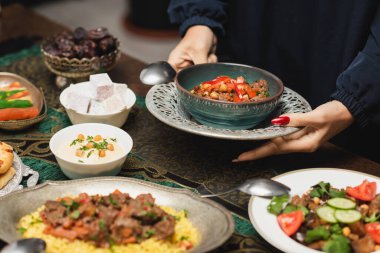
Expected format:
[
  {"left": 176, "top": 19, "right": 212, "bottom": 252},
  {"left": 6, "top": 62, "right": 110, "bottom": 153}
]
[
  {"left": 232, "top": 100, "right": 354, "bottom": 162},
  {"left": 168, "top": 25, "right": 218, "bottom": 71}
]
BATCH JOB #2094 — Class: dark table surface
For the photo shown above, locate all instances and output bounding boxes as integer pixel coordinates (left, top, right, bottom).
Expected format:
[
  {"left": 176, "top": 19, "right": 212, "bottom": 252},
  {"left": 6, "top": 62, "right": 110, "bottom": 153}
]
[{"left": 1, "top": 4, "right": 380, "bottom": 253}]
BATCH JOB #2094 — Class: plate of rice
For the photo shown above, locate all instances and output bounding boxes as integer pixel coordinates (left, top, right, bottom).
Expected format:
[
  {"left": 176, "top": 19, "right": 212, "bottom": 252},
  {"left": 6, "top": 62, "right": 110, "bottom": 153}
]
[{"left": 0, "top": 177, "right": 234, "bottom": 253}]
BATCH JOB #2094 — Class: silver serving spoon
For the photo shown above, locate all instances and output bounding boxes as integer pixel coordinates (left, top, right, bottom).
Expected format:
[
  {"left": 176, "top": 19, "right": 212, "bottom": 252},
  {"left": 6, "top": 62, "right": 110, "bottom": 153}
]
[
  {"left": 1, "top": 238, "right": 46, "bottom": 253},
  {"left": 200, "top": 178, "right": 290, "bottom": 198},
  {"left": 140, "top": 61, "right": 176, "bottom": 85}
]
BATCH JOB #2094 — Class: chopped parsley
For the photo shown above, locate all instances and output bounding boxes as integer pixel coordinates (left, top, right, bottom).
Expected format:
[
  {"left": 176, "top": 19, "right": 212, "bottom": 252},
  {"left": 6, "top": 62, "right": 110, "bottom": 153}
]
[
  {"left": 87, "top": 150, "right": 94, "bottom": 158},
  {"left": 71, "top": 210, "right": 81, "bottom": 219},
  {"left": 143, "top": 229, "right": 156, "bottom": 238},
  {"left": 180, "top": 235, "right": 189, "bottom": 241},
  {"left": 172, "top": 215, "right": 181, "bottom": 221},
  {"left": 110, "top": 138, "right": 117, "bottom": 142},
  {"left": 17, "top": 227, "right": 27, "bottom": 234},
  {"left": 70, "top": 138, "right": 84, "bottom": 146},
  {"left": 78, "top": 160, "right": 84, "bottom": 163},
  {"left": 99, "top": 219, "right": 107, "bottom": 230}
]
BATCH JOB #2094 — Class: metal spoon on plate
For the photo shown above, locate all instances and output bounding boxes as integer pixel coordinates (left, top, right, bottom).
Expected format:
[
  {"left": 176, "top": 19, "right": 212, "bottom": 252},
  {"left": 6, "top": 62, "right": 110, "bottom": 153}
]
[
  {"left": 0, "top": 238, "right": 46, "bottom": 253},
  {"left": 140, "top": 61, "right": 176, "bottom": 85},
  {"left": 199, "top": 178, "right": 290, "bottom": 198}
]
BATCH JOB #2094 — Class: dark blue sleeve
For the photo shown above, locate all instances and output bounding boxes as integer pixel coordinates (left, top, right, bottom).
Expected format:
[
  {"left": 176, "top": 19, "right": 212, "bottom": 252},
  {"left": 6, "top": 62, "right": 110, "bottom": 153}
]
[
  {"left": 331, "top": 6, "right": 380, "bottom": 128},
  {"left": 167, "top": 0, "right": 227, "bottom": 37}
]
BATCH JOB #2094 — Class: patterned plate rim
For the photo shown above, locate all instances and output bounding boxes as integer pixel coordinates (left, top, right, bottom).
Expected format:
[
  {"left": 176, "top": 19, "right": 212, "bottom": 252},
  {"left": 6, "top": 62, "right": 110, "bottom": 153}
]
[
  {"left": 146, "top": 83, "right": 312, "bottom": 140},
  {"left": 0, "top": 153, "right": 23, "bottom": 196}
]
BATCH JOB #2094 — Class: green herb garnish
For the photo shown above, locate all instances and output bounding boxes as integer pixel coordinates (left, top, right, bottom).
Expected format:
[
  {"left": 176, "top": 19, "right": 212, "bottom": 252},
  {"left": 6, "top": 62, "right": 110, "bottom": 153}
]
[
  {"left": 309, "top": 182, "right": 345, "bottom": 198},
  {"left": 322, "top": 234, "right": 350, "bottom": 253},
  {"left": 267, "top": 194, "right": 289, "bottom": 215},
  {"left": 143, "top": 229, "right": 156, "bottom": 238},
  {"left": 304, "top": 226, "right": 331, "bottom": 243},
  {"left": 71, "top": 210, "right": 81, "bottom": 219},
  {"left": 87, "top": 150, "right": 94, "bottom": 158},
  {"left": 180, "top": 235, "right": 189, "bottom": 241},
  {"left": 71, "top": 138, "right": 84, "bottom": 146},
  {"left": 365, "top": 213, "right": 380, "bottom": 223},
  {"left": 110, "top": 138, "right": 117, "bottom": 142},
  {"left": 172, "top": 215, "right": 181, "bottom": 221},
  {"left": 17, "top": 227, "right": 27, "bottom": 234},
  {"left": 99, "top": 219, "right": 107, "bottom": 230},
  {"left": 78, "top": 160, "right": 84, "bottom": 163}
]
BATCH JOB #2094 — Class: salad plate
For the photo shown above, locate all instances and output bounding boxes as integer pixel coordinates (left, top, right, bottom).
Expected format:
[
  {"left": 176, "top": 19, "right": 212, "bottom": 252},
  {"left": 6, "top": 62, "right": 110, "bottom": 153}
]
[
  {"left": 248, "top": 168, "right": 380, "bottom": 253},
  {"left": 145, "top": 83, "right": 311, "bottom": 140}
]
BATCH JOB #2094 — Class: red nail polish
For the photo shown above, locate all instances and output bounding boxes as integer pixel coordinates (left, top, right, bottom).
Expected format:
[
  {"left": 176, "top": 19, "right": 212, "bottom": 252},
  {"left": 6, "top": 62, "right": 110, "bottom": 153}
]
[{"left": 271, "top": 116, "right": 290, "bottom": 125}]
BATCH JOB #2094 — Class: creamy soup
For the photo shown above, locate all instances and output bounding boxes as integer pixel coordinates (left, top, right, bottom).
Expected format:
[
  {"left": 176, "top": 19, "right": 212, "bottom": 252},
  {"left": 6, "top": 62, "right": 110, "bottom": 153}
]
[{"left": 57, "top": 134, "right": 123, "bottom": 164}]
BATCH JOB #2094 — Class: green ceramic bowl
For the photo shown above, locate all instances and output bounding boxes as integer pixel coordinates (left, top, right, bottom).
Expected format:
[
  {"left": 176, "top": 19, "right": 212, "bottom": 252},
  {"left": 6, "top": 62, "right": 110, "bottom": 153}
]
[{"left": 175, "top": 63, "right": 284, "bottom": 130}]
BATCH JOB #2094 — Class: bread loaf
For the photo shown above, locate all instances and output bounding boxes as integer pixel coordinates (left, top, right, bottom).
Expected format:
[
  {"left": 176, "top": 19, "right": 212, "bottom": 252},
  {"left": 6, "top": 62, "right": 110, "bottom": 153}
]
[
  {"left": 0, "top": 166, "right": 15, "bottom": 189},
  {"left": 0, "top": 142, "right": 14, "bottom": 174}
]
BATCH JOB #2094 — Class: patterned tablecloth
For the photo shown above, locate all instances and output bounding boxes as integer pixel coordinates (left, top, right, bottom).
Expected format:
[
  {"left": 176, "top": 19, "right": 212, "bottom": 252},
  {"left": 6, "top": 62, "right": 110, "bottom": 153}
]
[{"left": 0, "top": 46, "right": 280, "bottom": 253}]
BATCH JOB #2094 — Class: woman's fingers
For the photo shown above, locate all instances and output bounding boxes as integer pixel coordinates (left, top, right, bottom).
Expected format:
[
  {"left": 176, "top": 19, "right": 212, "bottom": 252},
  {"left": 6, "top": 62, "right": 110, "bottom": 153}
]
[
  {"left": 207, "top": 54, "right": 218, "bottom": 63},
  {"left": 232, "top": 127, "right": 322, "bottom": 162}
]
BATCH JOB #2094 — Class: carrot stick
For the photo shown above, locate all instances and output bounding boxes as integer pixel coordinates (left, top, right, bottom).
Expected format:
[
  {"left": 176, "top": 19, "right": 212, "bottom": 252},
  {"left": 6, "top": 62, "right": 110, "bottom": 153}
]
[{"left": 0, "top": 107, "right": 39, "bottom": 121}]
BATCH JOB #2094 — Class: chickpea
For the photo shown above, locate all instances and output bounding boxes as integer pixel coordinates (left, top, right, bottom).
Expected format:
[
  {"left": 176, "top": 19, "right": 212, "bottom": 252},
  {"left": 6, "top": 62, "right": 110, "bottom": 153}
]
[
  {"left": 359, "top": 204, "right": 369, "bottom": 211},
  {"left": 77, "top": 134, "right": 85, "bottom": 140},
  {"left": 75, "top": 149, "right": 84, "bottom": 157},
  {"left": 203, "top": 83, "right": 211, "bottom": 89},
  {"left": 219, "top": 83, "right": 228, "bottom": 92},
  {"left": 94, "top": 135, "right": 102, "bottom": 141},
  {"left": 98, "top": 150, "right": 106, "bottom": 157},
  {"left": 313, "top": 197, "right": 321, "bottom": 205},
  {"left": 210, "top": 91, "right": 219, "bottom": 100},
  {"left": 342, "top": 227, "right": 351, "bottom": 236},
  {"left": 86, "top": 142, "right": 94, "bottom": 149},
  {"left": 107, "top": 144, "right": 114, "bottom": 151},
  {"left": 375, "top": 245, "right": 380, "bottom": 251}
]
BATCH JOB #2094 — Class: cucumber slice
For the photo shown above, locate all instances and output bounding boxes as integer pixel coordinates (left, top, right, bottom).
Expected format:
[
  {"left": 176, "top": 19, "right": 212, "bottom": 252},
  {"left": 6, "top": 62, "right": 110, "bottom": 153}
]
[
  {"left": 317, "top": 206, "right": 337, "bottom": 223},
  {"left": 335, "top": 210, "right": 362, "bottom": 224},
  {"left": 327, "top": 198, "right": 356, "bottom": 209}
]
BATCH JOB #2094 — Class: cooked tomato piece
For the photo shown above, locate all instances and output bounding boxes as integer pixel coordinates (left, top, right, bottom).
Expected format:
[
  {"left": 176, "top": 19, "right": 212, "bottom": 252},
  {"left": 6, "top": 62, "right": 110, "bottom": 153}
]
[
  {"left": 365, "top": 222, "right": 380, "bottom": 243},
  {"left": 245, "top": 86, "right": 257, "bottom": 98},
  {"left": 346, "top": 179, "right": 377, "bottom": 201},
  {"left": 277, "top": 210, "right": 304, "bottom": 236},
  {"left": 233, "top": 94, "right": 242, "bottom": 102},
  {"left": 202, "top": 76, "right": 231, "bottom": 85}
]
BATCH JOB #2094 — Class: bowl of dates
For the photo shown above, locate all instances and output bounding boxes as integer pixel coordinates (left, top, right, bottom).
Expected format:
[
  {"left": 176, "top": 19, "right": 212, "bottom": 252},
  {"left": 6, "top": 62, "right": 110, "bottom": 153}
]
[{"left": 41, "top": 27, "right": 120, "bottom": 86}]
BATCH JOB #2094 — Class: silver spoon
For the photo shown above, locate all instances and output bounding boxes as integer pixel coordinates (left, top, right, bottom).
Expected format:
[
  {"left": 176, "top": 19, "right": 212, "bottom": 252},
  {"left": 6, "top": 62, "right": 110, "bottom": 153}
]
[
  {"left": 200, "top": 178, "right": 290, "bottom": 198},
  {"left": 140, "top": 61, "right": 176, "bottom": 85},
  {"left": 1, "top": 238, "right": 46, "bottom": 253}
]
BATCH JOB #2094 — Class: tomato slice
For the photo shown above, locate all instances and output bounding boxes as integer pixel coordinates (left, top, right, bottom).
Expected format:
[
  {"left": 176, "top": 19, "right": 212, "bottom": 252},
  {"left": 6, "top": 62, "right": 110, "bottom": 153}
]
[
  {"left": 346, "top": 179, "right": 377, "bottom": 201},
  {"left": 365, "top": 222, "right": 380, "bottom": 243},
  {"left": 277, "top": 210, "right": 304, "bottom": 236}
]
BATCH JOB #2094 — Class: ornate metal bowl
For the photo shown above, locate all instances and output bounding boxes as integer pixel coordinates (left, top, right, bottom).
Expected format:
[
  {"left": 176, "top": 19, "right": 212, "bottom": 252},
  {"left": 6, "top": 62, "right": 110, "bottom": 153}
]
[
  {"left": 0, "top": 177, "right": 234, "bottom": 253},
  {"left": 0, "top": 72, "right": 47, "bottom": 131},
  {"left": 41, "top": 37, "right": 121, "bottom": 87}
]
